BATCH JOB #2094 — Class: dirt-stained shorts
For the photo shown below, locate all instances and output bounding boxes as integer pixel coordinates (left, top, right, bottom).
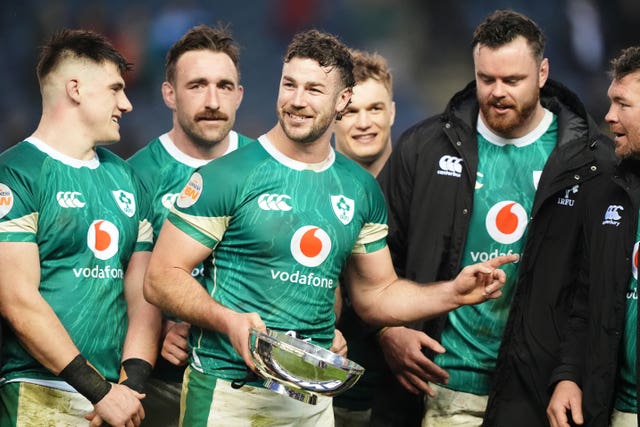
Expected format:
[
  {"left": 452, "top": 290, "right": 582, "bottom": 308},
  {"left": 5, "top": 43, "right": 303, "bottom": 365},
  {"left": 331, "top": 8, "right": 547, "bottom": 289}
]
[
  {"left": 422, "top": 382, "right": 488, "bottom": 427},
  {"left": 180, "top": 366, "right": 334, "bottom": 427},
  {"left": 0, "top": 381, "right": 93, "bottom": 427}
]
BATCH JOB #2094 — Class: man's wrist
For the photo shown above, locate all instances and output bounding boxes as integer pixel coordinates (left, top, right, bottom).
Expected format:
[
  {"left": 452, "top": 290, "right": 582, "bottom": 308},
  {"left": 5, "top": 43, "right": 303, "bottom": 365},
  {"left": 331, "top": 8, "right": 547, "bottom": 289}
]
[
  {"left": 119, "top": 358, "right": 153, "bottom": 393},
  {"left": 58, "top": 354, "right": 112, "bottom": 404}
]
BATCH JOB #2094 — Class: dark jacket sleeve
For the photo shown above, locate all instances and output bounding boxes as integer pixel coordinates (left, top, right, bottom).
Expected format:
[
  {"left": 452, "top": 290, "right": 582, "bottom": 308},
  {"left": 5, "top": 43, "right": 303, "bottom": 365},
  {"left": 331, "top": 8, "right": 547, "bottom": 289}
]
[{"left": 548, "top": 223, "right": 590, "bottom": 389}]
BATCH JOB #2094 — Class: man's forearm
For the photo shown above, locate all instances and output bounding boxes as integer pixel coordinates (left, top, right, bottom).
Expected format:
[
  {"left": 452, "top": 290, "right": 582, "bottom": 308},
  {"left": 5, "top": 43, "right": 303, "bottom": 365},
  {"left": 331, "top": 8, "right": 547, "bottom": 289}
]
[
  {"left": 353, "top": 278, "right": 458, "bottom": 326},
  {"left": 144, "top": 266, "right": 236, "bottom": 335}
]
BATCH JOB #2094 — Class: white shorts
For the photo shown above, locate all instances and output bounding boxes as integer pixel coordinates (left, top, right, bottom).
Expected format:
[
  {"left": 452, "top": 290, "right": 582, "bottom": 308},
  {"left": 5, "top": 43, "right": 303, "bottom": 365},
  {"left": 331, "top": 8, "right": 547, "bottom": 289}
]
[
  {"left": 610, "top": 408, "right": 637, "bottom": 427},
  {"left": 0, "top": 381, "right": 93, "bottom": 427},
  {"left": 422, "top": 383, "right": 488, "bottom": 427},
  {"left": 180, "top": 366, "right": 334, "bottom": 426}
]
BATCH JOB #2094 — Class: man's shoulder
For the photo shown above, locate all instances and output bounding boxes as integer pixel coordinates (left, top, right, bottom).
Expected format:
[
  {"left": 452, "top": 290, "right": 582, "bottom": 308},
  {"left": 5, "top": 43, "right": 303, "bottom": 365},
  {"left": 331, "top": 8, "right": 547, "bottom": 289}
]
[
  {"left": 127, "top": 137, "right": 165, "bottom": 167},
  {"left": 0, "top": 141, "right": 44, "bottom": 169},
  {"left": 235, "top": 132, "right": 257, "bottom": 148}
]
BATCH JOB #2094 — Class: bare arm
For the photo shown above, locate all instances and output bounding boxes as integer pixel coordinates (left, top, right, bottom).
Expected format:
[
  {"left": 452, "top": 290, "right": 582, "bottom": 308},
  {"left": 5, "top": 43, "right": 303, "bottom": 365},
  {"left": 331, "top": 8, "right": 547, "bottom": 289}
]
[
  {"left": 121, "top": 250, "right": 162, "bottom": 371},
  {"left": 144, "top": 221, "right": 265, "bottom": 370},
  {"left": 345, "top": 245, "right": 517, "bottom": 326},
  {"left": 0, "top": 241, "right": 147, "bottom": 426},
  {"left": 0, "top": 242, "right": 79, "bottom": 373}
]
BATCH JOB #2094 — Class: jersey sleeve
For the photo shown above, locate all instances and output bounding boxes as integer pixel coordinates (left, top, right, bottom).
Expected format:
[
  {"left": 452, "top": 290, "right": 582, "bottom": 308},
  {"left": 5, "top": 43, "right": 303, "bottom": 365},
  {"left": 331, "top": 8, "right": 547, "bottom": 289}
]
[
  {"left": 352, "top": 174, "right": 388, "bottom": 254},
  {"left": 168, "top": 165, "right": 236, "bottom": 249},
  {"left": 132, "top": 172, "right": 154, "bottom": 252},
  {"left": 0, "top": 163, "right": 38, "bottom": 243}
]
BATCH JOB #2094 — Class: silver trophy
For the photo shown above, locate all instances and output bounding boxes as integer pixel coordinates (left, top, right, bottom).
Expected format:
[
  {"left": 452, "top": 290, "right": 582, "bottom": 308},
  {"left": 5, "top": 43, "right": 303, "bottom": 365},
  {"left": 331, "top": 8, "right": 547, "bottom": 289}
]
[{"left": 249, "top": 328, "right": 365, "bottom": 405}]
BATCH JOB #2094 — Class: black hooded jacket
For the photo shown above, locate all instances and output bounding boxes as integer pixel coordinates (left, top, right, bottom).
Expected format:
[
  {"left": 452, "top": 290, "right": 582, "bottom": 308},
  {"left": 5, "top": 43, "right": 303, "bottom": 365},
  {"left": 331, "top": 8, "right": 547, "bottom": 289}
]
[
  {"left": 377, "top": 79, "right": 616, "bottom": 426},
  {"left": 549, "top": 158, "right": 640, "bottom": 426}
]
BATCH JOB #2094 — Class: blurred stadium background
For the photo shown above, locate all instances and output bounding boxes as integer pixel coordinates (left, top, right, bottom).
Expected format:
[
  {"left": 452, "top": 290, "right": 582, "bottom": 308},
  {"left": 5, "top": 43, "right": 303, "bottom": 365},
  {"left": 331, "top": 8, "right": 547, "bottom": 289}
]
[{"left": 0, "top": 0, "right": 637, "bottom": 157}]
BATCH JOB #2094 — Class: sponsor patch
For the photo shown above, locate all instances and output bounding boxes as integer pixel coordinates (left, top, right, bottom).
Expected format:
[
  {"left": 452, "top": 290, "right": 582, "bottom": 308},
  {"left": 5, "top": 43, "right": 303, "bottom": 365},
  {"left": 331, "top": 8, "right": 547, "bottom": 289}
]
[
  {"left": 0, "top": 183, "right": 13, "bottom": 219},
  {"left": 177, "top": 172, "right": 203, "bottom": 209}
]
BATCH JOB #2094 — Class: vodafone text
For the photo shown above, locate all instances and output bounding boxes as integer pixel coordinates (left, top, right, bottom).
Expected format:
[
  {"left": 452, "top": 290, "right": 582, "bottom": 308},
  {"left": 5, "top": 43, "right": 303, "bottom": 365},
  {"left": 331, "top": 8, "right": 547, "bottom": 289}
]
[
  {"left": 470, "top": 249, "right": 521, "bottom": 263},
  {"left": 271, "top": 269, "right": 335, "bottom": 289},
  {"left": 73, "top": 265, "right": 124, "bottom": 279}
]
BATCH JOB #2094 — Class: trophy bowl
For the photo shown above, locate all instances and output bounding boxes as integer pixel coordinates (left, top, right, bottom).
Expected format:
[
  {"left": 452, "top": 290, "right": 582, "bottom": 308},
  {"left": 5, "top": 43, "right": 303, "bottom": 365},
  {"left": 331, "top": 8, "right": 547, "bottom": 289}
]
[{"left": 248, "top": 328, "right": 365, "bottom": 405}]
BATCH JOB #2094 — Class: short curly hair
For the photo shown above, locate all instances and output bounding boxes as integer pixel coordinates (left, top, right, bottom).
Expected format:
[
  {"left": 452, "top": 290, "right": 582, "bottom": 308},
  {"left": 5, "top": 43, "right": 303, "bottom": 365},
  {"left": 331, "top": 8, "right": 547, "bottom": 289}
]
[
  {"left": 284, "top": 29, "right": 355, "bottom": 90},
  {"left": 610, "top": 46, "right": 640, "bottom": 81},
  {"left": 472, "top": 9, "right": 546, "bottom": 62}
]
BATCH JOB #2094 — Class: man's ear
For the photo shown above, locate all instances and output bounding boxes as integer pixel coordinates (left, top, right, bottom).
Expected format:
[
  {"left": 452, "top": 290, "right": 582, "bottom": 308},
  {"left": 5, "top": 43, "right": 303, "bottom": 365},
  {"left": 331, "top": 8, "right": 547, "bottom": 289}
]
[
  {"left": 162, "top": 81, "right": 176, "bottom": 110},
  {"left": 66, "top": 79, "right": 81, "bottom": 104},
  {"left": 336, "top": 87, "right": 352, "bottom": 119}
]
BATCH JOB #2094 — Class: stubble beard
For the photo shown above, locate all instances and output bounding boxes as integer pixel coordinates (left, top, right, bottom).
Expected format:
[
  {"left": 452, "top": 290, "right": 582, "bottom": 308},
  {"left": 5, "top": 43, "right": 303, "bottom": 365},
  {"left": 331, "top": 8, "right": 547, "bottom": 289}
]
[{"left": 278, "top": 109, "right": 335, "bottom": 145}]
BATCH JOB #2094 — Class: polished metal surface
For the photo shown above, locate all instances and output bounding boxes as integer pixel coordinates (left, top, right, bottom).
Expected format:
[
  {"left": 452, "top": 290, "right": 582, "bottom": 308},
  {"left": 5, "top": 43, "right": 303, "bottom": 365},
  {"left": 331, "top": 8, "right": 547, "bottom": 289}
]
[{"left": 249, "top": 328, "right": 365, "bottom": 404}]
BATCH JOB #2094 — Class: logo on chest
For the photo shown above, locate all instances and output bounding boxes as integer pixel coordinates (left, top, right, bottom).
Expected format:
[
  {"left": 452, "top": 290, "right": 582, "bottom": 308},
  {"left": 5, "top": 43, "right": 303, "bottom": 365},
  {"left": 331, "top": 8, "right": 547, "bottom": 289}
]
[
  {"left": 112, "top": 190, "right": 135, "bottom": 217},
  {"left": 437, "top": 155, "right": 462, "bottom": 178},
  {"left": 258, "top": 193, "right": 292, "bottom": 211},
  {"left": 485, "top": 201, "right": 528, "bottom": 244},
  {"left": 602, "top": 205, "right": 623, "bottom": 227},
  {"left": 557, "top": 185, "right": 579, "bottom": 207},
  {"left": 87, "top": 220, "right": 119, "bottom": 260},
  {"left": 290, "top": 226, "right": 332, "bottom": 267},
  {"left": 331, "top": 195, "right": 354, "bottom": 225}
]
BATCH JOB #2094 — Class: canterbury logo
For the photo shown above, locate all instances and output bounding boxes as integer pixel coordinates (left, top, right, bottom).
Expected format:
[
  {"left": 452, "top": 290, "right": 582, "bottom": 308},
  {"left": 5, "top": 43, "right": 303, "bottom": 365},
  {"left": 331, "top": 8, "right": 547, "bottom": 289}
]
[
  {"left": 258, "top": 194, "right": 293, "bottom": 211},
  {"left": 437, "top": 155, "right": 462, "bottom": 177},
  {"left": 602, "top": 205, "right": 623, "bottom": 226},
  {"left": 57, "top": 191, "right": 86, "bottom": 208}
]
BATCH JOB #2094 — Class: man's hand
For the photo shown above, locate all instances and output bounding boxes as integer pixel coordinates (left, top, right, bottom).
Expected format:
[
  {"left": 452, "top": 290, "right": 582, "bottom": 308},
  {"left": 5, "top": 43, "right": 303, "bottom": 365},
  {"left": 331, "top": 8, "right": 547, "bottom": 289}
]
[
  {"left": 222, "top": 311, "right": 266, "bottom": 372},
  {"left": 86, "top": 383, "right": 145, "bottom": 426},
  {"left": 161, "top": 320, "right": 190, "bottom": 366},
  {"left": 452, "top": 254, "right": 519, "bottom": 306},
  {"left": 547, "top": 380, "right": 584, "bottom": 427},
  {"left": 330, "top": 328, "right": 347, "bottom": 357},
  {"left": 378, "top": 326, "right": 448, "bottom": 396}
]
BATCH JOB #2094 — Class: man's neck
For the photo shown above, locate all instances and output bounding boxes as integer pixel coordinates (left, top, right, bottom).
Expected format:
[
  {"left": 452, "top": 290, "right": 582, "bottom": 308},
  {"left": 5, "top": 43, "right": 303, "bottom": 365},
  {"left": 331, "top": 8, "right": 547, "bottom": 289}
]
[
  {"left": 32, "top": 122, "right": 97, "bottom": 161},
  {"left": 168, "top": 128, "right": 230, "bottom": 161}
]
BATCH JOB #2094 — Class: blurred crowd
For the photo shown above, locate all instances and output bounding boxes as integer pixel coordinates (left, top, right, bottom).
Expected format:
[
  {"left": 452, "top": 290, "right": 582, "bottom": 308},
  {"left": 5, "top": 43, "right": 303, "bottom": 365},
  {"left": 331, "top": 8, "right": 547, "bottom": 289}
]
[{"left": 0, "top": 0, "right": 637, "bottom": 158}]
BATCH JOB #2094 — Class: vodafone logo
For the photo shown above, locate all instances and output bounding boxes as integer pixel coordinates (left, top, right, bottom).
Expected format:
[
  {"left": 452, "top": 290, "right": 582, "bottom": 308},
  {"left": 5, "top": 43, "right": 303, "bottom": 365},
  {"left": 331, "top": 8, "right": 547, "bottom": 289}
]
[
  {"left": 632, "top": 241, "right": 639, "bottom": 281},
  {"left": 485, "top": 201, "right": 528, "bottom": 244},
  {"left": 290, "top": 226, "right": 332, "bottom": 267},
  {"left": 87, "top": 220, "right": 119, "bottom": 260}
]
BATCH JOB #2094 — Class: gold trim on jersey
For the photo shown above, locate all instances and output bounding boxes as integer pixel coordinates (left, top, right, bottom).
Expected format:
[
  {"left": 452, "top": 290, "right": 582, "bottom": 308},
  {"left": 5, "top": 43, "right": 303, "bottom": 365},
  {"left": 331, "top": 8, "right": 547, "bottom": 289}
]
[
  {"left": 138, "top": 218, "right": 153, "bottom": 244},
  {"left": 0, "top": 212, "right": 38, "bottom": 233},
  {"left": 352, "top": 222, "right": 388, "bottom": 254},
  {"left": 172, "top": 210, "right": 230, "bottom": 242}
]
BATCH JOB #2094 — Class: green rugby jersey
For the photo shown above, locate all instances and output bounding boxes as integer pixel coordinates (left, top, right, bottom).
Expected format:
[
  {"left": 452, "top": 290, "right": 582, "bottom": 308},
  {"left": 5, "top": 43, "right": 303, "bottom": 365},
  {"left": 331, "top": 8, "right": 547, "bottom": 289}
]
[
  {"left": 435, "top": 111, "right": 557, "bottom": 394},
  {"left": 169, "top": 135, "right": 388, "bottom": 380},
  {"left": 128, "top": 131, "right": 254, "bottom": 242},
  {"left": 0, "top": 137, "right": 153, "bottom": 389},
  {"left": 614, "top": 230, "right": 639, "bottom": 412}
]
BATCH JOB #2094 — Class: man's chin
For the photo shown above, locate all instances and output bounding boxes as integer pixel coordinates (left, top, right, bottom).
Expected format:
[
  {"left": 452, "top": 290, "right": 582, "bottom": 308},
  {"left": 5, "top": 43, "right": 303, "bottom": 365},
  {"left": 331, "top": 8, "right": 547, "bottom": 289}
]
[{"left": 95, "top": 138, "right": 119, "bottom": 147}]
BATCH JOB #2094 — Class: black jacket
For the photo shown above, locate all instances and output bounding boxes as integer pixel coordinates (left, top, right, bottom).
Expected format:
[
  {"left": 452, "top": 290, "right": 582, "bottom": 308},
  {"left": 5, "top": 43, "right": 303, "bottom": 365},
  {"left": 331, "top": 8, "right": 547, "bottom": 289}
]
[
  {"left": 377, "top": 79, "right": 616, "bottom": 426},
  {"left": 550, "top": 158, "right": 640, "bottom": 426}
]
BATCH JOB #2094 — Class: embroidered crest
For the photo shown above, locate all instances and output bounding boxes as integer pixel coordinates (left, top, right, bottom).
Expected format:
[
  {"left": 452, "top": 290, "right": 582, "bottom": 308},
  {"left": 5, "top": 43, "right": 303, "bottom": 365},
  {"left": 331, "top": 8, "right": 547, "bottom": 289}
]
[
  {"left": 331, "top": 195, "right": 354, "bottom": 225},
  {"left": 112, "top": 190, "right": 136, "bottom": 217}
]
